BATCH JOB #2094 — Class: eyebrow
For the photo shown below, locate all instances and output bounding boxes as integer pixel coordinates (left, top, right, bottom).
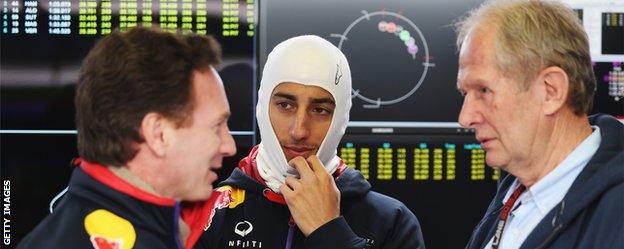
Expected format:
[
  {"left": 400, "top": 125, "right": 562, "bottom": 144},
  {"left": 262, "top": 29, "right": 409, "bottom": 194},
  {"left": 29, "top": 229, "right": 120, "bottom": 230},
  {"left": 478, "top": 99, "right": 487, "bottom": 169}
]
[
  {"left": 273, "top": 92, "right": 296, "bottom": 101},
  {"left": 311, "top": 97, "right": 335, "bottom": 106},
  {"left": 457, "top": 76, "right": 486, "bottom": 89},
  {"left": 272, "top": 92, "right": 335, "bottom": 106}
]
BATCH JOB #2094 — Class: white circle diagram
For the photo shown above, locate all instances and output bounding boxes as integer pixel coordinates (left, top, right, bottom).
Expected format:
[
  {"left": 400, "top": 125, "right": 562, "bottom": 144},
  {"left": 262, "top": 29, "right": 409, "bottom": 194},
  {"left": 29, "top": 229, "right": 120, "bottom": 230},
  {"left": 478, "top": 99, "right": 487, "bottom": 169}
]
[{"left": 332, "top": 10, "right": 433, "bottom": 108}]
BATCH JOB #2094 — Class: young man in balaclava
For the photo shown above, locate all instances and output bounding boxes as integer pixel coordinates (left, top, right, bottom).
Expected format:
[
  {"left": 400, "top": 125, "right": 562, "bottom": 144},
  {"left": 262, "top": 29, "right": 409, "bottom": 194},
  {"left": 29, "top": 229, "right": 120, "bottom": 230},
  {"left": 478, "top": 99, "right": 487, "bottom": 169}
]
[{"left": 195, "top": 35, "right": 426, "bottom": 249}]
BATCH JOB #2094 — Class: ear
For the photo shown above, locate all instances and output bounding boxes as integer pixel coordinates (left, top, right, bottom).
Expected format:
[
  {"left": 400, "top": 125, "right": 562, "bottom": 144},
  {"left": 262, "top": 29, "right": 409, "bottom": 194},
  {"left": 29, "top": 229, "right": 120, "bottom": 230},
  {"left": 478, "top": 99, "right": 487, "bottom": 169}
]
[
  {"left": 540, "top": 66, "right": 569, "bottom": 115},
  {"left": 140, "top": 112, "right": 173, "bottom": 157}
]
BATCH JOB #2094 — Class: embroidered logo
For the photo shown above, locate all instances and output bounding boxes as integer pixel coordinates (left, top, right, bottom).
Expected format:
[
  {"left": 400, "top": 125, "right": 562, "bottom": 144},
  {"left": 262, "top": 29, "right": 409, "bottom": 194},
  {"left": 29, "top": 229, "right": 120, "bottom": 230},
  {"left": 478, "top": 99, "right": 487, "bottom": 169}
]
[
  {"left": 228, "top": 220, "right": 262, "bottom": 248},
  {"left": 335, "top": 63, "right": 343, "bottom": 85},
  {"left": 234, "top": 220, "right": 254, "bottom": 237},
  {"left": 204, "top": 189, "right": 234, "bottom": 231}
]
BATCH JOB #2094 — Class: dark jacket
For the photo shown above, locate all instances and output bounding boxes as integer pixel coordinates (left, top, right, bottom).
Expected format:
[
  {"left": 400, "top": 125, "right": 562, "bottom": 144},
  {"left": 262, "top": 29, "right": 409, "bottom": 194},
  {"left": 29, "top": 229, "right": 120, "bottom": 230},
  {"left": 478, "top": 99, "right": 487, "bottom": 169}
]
[
  {"left": 466, "top": 114, "right": 624, "bottom": 249},
  {"left": 18, "top": 160, "right": 213, "bottom": 249},
  {"left": 196, "top": 146, "right": 426, "bottom": 249}
]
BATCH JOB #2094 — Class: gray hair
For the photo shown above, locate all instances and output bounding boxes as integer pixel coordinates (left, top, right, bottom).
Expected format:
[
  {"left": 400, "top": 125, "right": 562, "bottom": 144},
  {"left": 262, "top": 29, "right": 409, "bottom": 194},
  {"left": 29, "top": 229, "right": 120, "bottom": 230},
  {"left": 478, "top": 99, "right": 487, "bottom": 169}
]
[{"left": 455, "top": 0, "right": 596, "bottom": 115}]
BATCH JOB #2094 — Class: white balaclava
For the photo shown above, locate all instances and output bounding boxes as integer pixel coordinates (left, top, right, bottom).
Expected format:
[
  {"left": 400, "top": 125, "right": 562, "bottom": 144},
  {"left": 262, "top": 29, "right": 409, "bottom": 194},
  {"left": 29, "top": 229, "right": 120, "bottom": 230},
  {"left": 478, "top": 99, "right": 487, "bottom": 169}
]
[{"left": 256, "top": 35, "right": 352, "bottom": 193}]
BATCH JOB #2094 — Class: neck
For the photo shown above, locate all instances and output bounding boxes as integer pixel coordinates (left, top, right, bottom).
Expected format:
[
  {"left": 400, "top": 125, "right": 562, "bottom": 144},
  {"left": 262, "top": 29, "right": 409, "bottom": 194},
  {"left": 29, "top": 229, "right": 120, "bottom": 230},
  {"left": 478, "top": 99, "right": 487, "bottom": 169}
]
[
  {"left": 123, "top": 148, "right": 176, "bottom": 199},
  {"left": 513, "top": 113, "right": 592, "bottom": 187},
  {"left": 108, "top": 165, "right": 161, "bottom": 197}
]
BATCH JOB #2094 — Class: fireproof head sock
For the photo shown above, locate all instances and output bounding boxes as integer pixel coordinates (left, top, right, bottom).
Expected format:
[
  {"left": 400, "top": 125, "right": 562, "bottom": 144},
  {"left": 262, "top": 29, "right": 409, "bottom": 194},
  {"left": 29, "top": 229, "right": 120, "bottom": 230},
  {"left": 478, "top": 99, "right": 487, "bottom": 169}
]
[{"left": 255, "top": 35, "right": 352, "bottom": 193}]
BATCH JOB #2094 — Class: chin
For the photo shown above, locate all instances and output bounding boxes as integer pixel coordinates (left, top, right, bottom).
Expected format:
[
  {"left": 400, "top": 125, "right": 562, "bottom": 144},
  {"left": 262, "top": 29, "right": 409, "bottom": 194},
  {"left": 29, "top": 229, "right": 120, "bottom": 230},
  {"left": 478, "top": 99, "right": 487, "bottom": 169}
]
[{"left": 486, "top": 156, "right": 510, "bottom": 170}]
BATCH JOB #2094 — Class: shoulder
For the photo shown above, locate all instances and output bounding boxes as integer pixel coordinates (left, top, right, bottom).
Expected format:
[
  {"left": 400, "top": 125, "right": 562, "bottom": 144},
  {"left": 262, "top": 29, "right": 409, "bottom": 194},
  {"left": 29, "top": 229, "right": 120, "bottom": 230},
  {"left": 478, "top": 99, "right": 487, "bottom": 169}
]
[
  {"left": 209, "top": 185, "right": 248, "bottom": 210},
  {"left": 594, "top": 182, "right": 624, "bottom": 210},
  {"left": 19, "top": 204, "right": 135, "bottom": 248},
  {"left": 363, "top": 191, "right": 409, "bottom": 210},
  {"left": 567, "top": 182, "right": 624, "bottom": 248},
  {"left": 345, "top": 190, "right": 418, "bottom": 223},
  {"left": 341, "top": 191, "right": 425, "bottom": 248},
  {"left": 572, "top": 180, "right": 624, "bottom": 231}
]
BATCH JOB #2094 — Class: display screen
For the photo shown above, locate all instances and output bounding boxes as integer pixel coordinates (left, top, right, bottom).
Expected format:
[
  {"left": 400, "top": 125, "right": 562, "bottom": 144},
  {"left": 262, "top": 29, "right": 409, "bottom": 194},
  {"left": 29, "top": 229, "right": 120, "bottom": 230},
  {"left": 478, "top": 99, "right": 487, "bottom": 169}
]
[
  {"left": 1, "top": 0, "right": 257, "bottom": 135},
  {"left": 602, "top": 12, "right": 624, "bottom": 55},
  {"left": 259, "top": 0, "right": 485, "bottom": 125}
]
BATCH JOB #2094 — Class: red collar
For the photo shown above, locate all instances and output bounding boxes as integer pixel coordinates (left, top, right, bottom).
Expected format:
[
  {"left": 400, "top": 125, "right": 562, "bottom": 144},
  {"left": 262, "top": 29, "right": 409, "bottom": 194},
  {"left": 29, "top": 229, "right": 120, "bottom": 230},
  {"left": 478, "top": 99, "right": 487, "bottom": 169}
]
[
  {"left": 78, "top": 159, "right": 176, "bottom": 206},
  {"left": 238, "top": 145, "right": 266, "bottom": 184}
]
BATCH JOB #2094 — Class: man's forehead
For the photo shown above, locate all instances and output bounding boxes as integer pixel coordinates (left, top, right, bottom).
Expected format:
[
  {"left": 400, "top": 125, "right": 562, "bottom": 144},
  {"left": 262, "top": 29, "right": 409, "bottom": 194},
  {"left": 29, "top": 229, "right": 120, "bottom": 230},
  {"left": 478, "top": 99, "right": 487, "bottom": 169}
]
[
  {"left": 457, "top": 28, "right": 498, "bottom": 76},
  {"left": 460, "top": 24, "right": 496, "bottom": 61},
  {"left": 271, "top": 82, "right": 334, "bottom": 101}
]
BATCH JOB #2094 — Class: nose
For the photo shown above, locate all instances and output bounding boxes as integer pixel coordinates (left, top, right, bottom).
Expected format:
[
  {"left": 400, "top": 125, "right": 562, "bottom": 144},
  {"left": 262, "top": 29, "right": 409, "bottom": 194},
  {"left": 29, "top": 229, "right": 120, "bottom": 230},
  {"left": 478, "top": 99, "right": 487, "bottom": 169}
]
[
  {"left": 458, "top": 94, "right": 481, "bottom": 128},
  {"left": 220, "top": 125, "right": 237, "bottom": 157},
  {"left": 289, "top": 110, "right": 310, "bottom": 142}
]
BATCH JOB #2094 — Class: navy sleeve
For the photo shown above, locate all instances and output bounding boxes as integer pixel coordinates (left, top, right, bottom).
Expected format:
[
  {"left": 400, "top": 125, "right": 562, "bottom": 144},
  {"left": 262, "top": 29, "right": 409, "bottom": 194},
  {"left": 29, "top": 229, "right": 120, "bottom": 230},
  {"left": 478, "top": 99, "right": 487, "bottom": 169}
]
[{"left": 304, "top": 216, "right": 368, "bottom": 249}]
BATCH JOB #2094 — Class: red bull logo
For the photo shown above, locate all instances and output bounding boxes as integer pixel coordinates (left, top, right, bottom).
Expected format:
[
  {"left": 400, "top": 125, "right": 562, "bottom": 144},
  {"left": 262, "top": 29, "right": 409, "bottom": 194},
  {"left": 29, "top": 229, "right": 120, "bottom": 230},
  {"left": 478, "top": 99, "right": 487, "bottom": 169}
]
[
  {"left": 204, "top": 186, "right": 246, "bottom": 231},
  {"left": 204, "top": 189, "right": 233, "bottom": 231},
  {"left": 215, "top": 189, "right": 234, "bottom": 209}
]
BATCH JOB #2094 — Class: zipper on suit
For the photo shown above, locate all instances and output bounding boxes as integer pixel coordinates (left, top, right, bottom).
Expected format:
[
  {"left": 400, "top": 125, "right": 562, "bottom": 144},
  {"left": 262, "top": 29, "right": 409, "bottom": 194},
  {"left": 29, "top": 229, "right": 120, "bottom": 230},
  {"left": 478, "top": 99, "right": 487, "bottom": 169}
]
[
  {"left": 285, "top": 216, "right": 295, "bottom": 249},
  {"left": 174, "top": 201, "right": 184, "bottom": 249}
]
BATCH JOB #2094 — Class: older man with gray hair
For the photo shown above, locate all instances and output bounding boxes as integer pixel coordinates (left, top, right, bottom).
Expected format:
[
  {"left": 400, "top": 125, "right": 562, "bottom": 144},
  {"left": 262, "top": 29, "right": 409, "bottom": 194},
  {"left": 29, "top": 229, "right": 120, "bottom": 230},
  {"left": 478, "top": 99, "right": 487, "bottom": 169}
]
[{"left": 455, "top": 1, "right": 623, "bottom": 248}]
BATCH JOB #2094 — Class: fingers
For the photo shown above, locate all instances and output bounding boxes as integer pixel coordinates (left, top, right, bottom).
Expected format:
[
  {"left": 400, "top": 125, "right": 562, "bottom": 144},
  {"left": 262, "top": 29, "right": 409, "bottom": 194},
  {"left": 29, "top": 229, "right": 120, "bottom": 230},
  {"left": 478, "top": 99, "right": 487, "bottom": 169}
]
[
  {"left": 289, "top": 156, "right": 314, "bottom": 179},
  {"left": 279, "top": 184, "right": 294, "bottom": 197},
  {"left": 280, "top": 177, "right": 299, "bottom": 206},
  {"left": 305, "top": 155, "right": 322, "bottom": 172},
  {"left": 284, "top": 176, "right": 302, "bottom": 191},
  {"left": 280, "top": 155, "right": 341, "bottom": 237},
  {"left": 306, "top": 155, "right": 330, "bottom": 180}
]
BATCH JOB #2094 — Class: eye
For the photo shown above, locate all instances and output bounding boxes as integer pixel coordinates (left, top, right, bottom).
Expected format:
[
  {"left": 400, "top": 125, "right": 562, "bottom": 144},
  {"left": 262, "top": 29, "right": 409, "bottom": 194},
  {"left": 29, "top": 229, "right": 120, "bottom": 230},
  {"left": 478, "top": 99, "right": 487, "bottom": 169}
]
[
  {"left": 479, "top": 87, "right": 489, "bottom": 94},
  {"left": 276, "top": 101, "right": 293, "bottom": 110},
  {"left": 311, "top": 105, "right": 334, "bottom": 115},
  {"left": 312, "top": 107, "right": 329, "bottom": 114}
]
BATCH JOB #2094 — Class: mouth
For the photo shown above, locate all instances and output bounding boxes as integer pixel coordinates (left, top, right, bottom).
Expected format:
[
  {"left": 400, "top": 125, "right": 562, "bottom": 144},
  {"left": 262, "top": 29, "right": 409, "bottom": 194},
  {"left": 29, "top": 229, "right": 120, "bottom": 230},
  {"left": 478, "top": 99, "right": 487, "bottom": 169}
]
[
  {"left": 476, "top": 137, "right": 495, "bottom": 149},
  {"left": 207, "top": 163, "right": 223, "bottom": 181},
  {"left": 207, "top": 170, "right": 218, "bottom": 184},
  {"left": 210, "top": 162, "right": 223, "bottom": 170},
  {"left": 283, "top": 146, "right": 315, "bottom": 159}
]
